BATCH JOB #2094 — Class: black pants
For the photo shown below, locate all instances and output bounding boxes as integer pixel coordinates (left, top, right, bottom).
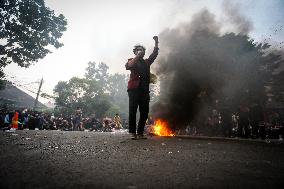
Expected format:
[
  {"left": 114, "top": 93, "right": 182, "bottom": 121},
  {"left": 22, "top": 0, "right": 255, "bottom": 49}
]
[{"left": 128, "top": 90, "right": 150, "bottom": 135}]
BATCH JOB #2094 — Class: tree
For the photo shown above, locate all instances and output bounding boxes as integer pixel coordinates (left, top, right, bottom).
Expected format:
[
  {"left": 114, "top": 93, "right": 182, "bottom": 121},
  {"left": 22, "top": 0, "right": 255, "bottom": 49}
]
[
  {"left": 54, "top": 61, "right": 130, "bottom": 119},
  {"left": 108, "top": 73, "right": 128, "bottom": 117},
  {"left": 53, "top": 77, "right": 112, "bottom": 118},
  {"left": 54, "top": 77, "right": 89, "bottom": 115},
  {"left": 85, "top": 62, "right": 128, "bottom": 117},
  {"left": 0, "top": 69, "right": 6, "bottom": 89},
  {"left": 85, "top": 61, "right": 110, "bottom": 92},
  {"left": 85, "top": 62, "right": 129, "bottom": 118},
  {"left": 269, "top": 70, "right": 284, "bottom": 106},
  {"left": 0, "top": 0, "right": 67, "bottom": 87}
]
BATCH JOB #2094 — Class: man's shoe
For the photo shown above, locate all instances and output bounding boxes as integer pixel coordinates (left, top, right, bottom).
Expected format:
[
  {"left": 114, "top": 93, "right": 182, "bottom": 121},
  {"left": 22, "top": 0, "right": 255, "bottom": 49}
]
[
  {"left": 137, "top": 134, "right": 147, "bottom": 139},
  {"left": 131, "top": 133, "right": 137, "bottom": 140}
]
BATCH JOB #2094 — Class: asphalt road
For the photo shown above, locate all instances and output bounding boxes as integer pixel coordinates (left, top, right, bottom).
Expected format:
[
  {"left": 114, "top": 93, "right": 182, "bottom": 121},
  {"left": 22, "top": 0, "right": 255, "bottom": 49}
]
[{"left": 0, "top": 130, "right": 284, "bottom": 189}]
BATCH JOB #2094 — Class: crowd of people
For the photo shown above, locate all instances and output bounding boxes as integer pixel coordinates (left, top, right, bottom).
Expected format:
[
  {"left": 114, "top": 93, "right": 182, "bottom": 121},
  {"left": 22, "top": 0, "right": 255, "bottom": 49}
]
[
  {"left": 181, "top": 104, "right": 284, "bottom": 140},
  {"left": 0, "top": 107, "right": 127, "bottom": 132},
  {"left": 0, "top": 105, "right": 283, "bottom": 140}
]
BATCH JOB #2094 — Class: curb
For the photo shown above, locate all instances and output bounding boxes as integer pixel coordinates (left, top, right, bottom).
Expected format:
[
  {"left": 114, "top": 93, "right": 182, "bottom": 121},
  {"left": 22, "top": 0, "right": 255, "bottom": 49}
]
[{"left": 175, "top": 135, "right": 284, "bottom": 144}]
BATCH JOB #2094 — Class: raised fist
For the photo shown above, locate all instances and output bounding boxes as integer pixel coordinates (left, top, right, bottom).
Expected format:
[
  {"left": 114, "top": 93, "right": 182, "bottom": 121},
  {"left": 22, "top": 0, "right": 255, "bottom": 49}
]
[{"left": 153, "top": 36, "right": 158, "bottom": 42}]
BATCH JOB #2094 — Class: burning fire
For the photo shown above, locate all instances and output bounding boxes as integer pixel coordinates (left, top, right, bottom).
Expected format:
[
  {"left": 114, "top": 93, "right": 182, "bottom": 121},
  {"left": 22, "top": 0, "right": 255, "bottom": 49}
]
[{"left": 153, "top": 119, "right": 175, "bottom": 136}]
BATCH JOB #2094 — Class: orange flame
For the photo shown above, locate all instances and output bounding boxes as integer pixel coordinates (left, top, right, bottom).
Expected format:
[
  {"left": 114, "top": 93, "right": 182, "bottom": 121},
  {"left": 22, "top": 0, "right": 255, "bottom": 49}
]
[{"left": 153, "top": 119, "right": 175, "bottom": 136}]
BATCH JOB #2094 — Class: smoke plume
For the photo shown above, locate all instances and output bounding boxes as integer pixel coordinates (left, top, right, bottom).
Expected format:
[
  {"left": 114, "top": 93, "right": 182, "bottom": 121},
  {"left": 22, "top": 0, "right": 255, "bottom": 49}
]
[
  {"left": 151, "top": 7, "right": 269, "bottom": 131},
  {"left": 222, "top": 0, "right": 253, "bottom": 34}
]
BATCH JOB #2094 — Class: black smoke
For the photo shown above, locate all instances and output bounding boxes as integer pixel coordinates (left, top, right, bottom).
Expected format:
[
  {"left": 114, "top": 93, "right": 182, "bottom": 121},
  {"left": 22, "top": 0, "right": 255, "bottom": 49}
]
[{"left": 151, "top": 8, "right": 277, "bottom": 131}]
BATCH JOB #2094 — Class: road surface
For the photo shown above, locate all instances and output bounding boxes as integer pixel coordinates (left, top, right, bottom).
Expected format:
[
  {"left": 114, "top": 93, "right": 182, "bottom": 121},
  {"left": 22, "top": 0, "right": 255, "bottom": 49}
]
[{"left": 0, "top": 130, "right": 283, "bottom": 188}]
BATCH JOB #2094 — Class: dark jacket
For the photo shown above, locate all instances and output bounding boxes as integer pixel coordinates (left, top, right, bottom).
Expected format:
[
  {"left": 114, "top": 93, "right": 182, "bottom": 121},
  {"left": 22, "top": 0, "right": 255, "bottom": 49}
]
[{"left": 125, "top": 47, "right": 159, "bottom": 92}]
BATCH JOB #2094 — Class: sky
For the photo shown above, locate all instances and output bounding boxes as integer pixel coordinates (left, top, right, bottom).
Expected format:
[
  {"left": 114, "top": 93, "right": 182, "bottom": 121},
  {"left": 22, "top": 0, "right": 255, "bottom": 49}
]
[{"left": 4, "top": 0, "right": 284, "bottom": 103}]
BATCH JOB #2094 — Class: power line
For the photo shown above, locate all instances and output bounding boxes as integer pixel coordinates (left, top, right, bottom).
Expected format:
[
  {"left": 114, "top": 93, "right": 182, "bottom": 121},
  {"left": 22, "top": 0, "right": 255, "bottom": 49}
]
[
  {"left": 5, "top": 80, "right": 53, "bottom": 100},
  {"left": 4, "top": 72, "right": 54, "bottom": 93},
  {"left": 3, "top": 72, "right": 55, "bottom": 99}
]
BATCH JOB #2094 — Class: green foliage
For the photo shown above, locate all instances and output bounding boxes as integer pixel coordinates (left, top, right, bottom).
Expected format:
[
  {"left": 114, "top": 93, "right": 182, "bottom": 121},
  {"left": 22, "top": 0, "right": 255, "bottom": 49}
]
[
  {"left": 190, "top": 32, "right": 281, "bottom": 108},
  {"left": 40, "top": 92, "right": 54, "bottom": 99},
  {"left": 0, "top": 69, "right": 6, "bottom": 90},
  {"left": 54, "top": 62, "right": 129, "bottom": 119},
  {"left": 108, "top": 73, "right": 128, "bottom": 117},
  {"left": 85, "top": 61, "right": 110, "bottom": 92},
  {"left": 0, "top": 0, "right": 67, "bottom": 88},
  {"left": 54, "top": 77, "right": 93, "bottom": 116},
  {"left": 202, "top": 33, "right": 282, "bottom": 109},
  {"left": 105, "top": 104, "right": 120, "bottom": 117}
]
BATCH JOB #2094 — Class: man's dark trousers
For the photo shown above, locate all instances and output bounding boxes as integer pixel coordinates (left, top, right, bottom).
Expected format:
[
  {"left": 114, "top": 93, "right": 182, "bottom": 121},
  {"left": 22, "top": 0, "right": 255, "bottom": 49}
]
[{"left": 128, "top": 90, "right": 150, "bottom": 135}]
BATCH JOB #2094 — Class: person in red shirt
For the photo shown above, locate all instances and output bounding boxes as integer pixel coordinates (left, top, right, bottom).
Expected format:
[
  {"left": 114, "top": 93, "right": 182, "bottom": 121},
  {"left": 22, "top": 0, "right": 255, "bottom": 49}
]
[
  {"left": 125, "top": 36, "right": 159, "bottom": 139},
  {"left": 11, "top": 111, "right": 19, "bottom": 129}
]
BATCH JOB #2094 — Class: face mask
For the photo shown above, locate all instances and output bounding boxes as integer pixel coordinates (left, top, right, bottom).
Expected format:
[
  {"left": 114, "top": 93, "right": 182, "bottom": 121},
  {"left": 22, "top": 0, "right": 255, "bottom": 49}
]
[{"left": 136, "top": 50, "right": 142, "bottom": 55}]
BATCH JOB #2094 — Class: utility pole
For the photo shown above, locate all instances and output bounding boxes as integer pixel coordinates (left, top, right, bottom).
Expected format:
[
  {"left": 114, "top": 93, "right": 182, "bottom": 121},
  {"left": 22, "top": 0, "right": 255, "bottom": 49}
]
[{"left": 34, "top": 78, "right": 43, "bottom": 110}]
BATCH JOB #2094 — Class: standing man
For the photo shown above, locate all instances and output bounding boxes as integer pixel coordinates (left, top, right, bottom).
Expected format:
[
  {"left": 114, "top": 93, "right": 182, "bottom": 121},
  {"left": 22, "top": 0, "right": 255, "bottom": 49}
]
[{"left": 125, "top": 36, "right": 159, "bottom": 139}]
